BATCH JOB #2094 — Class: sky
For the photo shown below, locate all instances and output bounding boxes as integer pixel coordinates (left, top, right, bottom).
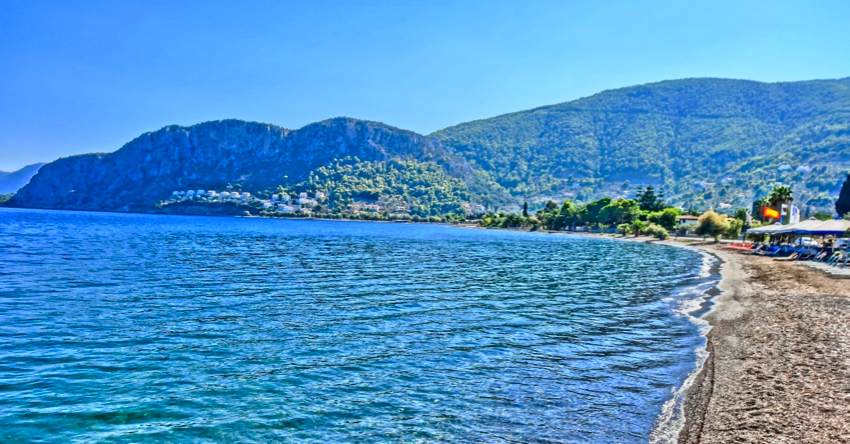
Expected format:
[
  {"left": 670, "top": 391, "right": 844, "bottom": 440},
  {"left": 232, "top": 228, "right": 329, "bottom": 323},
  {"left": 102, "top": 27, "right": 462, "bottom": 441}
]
[{"left": 1, "top": 0, "right": 849, "bottom": 171}]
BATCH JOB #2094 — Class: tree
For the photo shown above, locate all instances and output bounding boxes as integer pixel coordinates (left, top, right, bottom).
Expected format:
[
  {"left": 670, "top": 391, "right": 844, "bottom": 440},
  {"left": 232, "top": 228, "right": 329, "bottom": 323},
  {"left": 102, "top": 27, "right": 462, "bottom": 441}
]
[
  {"left": 635, "top": 186, "right": 666, "bottom": 212},
  {"left": 630, "top": 220, "right": 647, "bottom": 237},
  {"left": 583, "top": 197, "right": 612, "bottom": 225},
  {"left": 522, "top": 201, "right": 529, "bottom": 218},
  {"left": 837, "top": 174, "right": 850, "bottom": 217},
  {"left": 694, "top": 210, "right": 729, "bottom": 242},
  {"left": 753, "top": 196, "right": 770, "bottom": 222},
  {"left": 551, "top": 200, "right": 580, "bottom": 231},
  {"left": 599, "top": 199, "right": 641, "bottom": 226},
  {"left": 726, "top": 218, "right": 743, "bottom": 239},
  {"left": 769, "top": 186, "right": 794, "bottom": 207},
  {"left": 648, "top": 208, "right": 680, "bottom": 231}
]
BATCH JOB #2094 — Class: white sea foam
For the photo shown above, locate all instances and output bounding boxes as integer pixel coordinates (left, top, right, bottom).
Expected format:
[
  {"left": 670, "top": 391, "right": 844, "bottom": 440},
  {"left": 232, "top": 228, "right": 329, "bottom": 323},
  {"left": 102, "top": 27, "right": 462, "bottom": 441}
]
[{"left": 649, "top": 250, "right": 720, "bottom": 444}]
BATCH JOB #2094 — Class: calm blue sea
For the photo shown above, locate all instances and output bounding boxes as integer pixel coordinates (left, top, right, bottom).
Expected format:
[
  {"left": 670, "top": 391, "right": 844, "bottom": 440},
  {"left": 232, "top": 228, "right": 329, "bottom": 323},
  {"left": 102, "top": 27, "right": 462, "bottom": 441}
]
[{"left": 0, "top": 209, "right": 716, "bottom": 443}]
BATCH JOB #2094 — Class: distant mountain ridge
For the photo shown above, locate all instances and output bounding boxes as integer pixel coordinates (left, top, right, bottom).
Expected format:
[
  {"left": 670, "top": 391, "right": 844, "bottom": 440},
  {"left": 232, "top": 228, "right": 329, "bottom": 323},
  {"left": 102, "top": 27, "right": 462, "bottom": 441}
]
[
  {"left": 7, "top": 118, "right": 505, "bottom": 212},
  {"left": 7, "top": 77, "right": 850, "bottom": 214},
  {"left": 431, "top": 77, "right": 850, "bottom": 211},
  {"left": 0, "top": 163, "right": 44, "bottom": 194}
]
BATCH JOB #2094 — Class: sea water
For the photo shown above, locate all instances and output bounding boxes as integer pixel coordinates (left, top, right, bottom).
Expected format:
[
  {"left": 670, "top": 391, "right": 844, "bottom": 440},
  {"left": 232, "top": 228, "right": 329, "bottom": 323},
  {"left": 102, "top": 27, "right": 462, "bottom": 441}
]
[{"left": 0, "top": 209, "right": 715, "bottom": 443}]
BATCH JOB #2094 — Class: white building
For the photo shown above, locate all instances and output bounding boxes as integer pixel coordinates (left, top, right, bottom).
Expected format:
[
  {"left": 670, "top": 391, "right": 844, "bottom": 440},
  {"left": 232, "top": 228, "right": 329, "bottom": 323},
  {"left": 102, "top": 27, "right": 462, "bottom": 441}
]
[
  {"left": 276, "top": 205, "right": 295, "bottom": 213},
  {"left": 271, "top": 194, "right": 279, "bottom": 202},
  {"left": 280, "top": 195, "right": 291, "bottom": 203},
  {"left": 297, "top": 198, "right": 318, "bottom": 206},
  {"left": 299, "top": 192, "right": 308, "bottom": 199},
  {"left": 241, "top": 192, "right": 251, "bottom": 200},
  {"left": 207, "top": 190, "right": 217, "bottom": 198},
  {"left": 315, "top": 192, "right": 326, "bottom": 200},
  {"left": 362, "top": 204, "right": 381, "bottom": 212}
]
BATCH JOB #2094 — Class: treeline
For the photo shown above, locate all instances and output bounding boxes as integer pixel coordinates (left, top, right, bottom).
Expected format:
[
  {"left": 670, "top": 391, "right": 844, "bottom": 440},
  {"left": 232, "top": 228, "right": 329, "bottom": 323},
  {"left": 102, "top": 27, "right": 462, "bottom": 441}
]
[{"left": 480, "top": 186, "right": 750, "bottom": 241}]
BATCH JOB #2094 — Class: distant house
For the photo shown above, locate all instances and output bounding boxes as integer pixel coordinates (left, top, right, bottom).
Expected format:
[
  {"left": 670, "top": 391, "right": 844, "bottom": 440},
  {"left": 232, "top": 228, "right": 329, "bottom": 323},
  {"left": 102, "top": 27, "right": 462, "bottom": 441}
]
[
  {"left": 276, "top": 205, "right": 295, "bottom": 213},
  {"left": 207, "top": 190, "right": 217, "bottom": 198},
  {"left": 315, "top": 192, "right": 326, "bottom": 200},
  {"left": 473, "top": 204, "right": 486, "bottom": 215},
  {"left": 262, "top": 202, "right": 273, "bottom": 209},
  {"left": 241, "top": 192, "right": 251, "bottom": 200},
  {"left": 299, "top": 192, "right": 308, "bottom": 199},
  {"left": 362, "top": 204, "right": 381, "bottom": 212},
  {"left": 718, "top": 202, "right": 732, "bottom": 209},
  {"left": 677, "top": 215, "right": 700, "bottom": 224},
  {"left": 271, "top": 194, "right": 279, "bottom": 201},
  {"left": 297, "top": 198, "right": 318, "bottom": 206}
]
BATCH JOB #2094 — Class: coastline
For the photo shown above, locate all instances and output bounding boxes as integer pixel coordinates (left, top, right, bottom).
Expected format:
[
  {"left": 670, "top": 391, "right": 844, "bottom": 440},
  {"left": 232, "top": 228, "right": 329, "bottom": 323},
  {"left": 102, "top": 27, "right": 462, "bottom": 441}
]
[{"left": 560, "top": 231, "right": 849, "bottom": 443}]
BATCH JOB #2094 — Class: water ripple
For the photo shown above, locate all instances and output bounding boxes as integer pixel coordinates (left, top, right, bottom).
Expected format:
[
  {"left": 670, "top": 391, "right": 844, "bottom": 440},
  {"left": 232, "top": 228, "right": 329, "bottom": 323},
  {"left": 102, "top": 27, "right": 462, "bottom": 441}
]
[{"left": 0, "top": 209, "right": 710, "bottom": 443}]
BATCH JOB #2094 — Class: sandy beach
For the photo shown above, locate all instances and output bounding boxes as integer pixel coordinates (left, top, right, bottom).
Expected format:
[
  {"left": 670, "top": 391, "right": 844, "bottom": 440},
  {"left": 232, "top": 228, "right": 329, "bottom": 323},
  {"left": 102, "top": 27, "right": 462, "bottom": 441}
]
[
  {"left": 672, "top": 242, "right": 850, "bottom": 443},
  {"left": 537, "top": 230, "right": 849, "bottom": 442}
]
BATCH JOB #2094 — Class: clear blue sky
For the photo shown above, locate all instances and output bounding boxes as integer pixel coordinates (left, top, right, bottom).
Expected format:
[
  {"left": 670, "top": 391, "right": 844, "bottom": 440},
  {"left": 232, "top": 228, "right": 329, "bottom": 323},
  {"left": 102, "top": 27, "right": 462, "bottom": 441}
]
[{"left": 1, "top": 0, "right": 849, "bottom": 171}]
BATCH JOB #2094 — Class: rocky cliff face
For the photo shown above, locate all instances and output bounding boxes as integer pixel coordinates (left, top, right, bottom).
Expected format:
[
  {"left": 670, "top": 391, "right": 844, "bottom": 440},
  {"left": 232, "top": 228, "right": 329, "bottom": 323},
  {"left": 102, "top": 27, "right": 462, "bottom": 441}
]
[{"left": 8, "top": 118, "right": 469, "bottom": 211}]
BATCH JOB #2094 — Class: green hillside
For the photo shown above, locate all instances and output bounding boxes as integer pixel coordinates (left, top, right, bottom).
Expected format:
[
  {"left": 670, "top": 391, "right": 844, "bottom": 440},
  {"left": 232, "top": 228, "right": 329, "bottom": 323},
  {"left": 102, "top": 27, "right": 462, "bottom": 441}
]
[
  {"left": 8, "top": 77, "right": 850, "bottom": 217},
  {"left": 433, "top": 77, "right": 850, "bottom": 213}
]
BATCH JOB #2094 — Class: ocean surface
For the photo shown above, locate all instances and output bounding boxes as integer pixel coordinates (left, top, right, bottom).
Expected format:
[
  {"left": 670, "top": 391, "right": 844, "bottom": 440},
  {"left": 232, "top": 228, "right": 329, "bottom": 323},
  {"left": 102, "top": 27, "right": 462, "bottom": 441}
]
[{"left": 0, "top": 209, "right": 716, "bottom": 443}]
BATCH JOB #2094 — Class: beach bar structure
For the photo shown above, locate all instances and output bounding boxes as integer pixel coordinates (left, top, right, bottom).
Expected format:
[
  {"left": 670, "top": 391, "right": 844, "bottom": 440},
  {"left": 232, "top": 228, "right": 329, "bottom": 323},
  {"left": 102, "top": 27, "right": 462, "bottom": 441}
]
[{"left": 747, "top": 218, "right": 850, "bottom": 242}]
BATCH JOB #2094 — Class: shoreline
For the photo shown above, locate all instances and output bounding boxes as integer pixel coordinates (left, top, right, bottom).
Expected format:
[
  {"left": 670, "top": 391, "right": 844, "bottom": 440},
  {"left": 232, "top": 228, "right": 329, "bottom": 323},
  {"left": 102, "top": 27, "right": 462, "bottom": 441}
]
[{"left": 561, "top": 231, "right": 849, "bottom": 443}]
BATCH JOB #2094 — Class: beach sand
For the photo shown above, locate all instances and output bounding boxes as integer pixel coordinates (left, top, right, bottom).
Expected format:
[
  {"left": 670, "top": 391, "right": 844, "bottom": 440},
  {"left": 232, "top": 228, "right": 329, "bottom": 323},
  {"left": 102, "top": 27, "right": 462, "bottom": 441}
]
[
  {"left": 460, "top": 228, "right": 849, "bottom": 441},
  {"left": 677, "top": 243, "right": 850, "bottom": 444}
]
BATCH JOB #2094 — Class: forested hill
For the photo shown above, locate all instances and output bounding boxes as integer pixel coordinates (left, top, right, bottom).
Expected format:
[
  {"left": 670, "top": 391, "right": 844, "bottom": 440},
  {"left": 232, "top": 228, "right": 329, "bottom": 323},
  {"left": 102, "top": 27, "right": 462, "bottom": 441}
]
[
  {"left": 8, "top": 77, "right": 850, "bottom": 215},
  {"left": 432, "top": 77, "right": 850, "bottom": 212},
  {"left": 7, "top": 118, "right": 508, "bottom": 212}
]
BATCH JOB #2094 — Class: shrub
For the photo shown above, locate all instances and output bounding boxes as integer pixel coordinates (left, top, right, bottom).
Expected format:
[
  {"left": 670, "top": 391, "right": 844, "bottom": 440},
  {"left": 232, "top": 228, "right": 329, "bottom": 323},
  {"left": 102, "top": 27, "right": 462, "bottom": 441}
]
[
  {"left": 694, "top": 210, "right": 729, "bottom": 241},
  {"left": 617, "top": 223, "right": 632, "bottom": 236},
  {"left": 645, "top": 223, "right": 669, "bottom": 240},
  {"left": 725, "top": 218, "right": 743, "bottom": 239}
]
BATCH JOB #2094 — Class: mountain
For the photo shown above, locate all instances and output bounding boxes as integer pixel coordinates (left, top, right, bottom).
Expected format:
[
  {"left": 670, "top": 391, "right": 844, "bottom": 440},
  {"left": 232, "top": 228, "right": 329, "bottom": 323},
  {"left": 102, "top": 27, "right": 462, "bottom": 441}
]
[
  {"left": 0, "top": 163, "right": 44, "bottom": 194},
  {"left": 432, "top": 77, "right": 850, "bottom": 212},
  {"left": 7, "top": 118, "right": 507, "bottom": 213},
  {"left": 7, "top": 77, "right": 850, "bottom": 215}
]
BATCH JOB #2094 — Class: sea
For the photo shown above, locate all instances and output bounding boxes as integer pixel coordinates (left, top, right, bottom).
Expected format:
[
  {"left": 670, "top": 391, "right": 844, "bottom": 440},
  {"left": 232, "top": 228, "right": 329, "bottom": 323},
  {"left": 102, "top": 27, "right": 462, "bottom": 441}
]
[{"left": 0, "top": 209, "right": 718, "bottom": 443}]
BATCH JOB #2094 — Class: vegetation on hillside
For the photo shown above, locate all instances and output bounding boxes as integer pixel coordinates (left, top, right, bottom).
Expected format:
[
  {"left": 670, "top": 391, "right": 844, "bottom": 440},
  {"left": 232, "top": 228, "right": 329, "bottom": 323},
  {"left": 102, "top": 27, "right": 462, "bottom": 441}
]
[
  {"left": 433, "top": 77, "right": 850, "bottom": 213},
  {"left": 273, "top": 157, "right": 475, "bottom": 218}
]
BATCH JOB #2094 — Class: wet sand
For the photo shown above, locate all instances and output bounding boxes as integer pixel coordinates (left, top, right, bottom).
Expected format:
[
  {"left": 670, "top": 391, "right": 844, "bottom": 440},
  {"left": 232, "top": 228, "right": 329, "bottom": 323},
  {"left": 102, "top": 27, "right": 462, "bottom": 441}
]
[{"left": 678, "top": 243, "right": 850, "bottom": 444}]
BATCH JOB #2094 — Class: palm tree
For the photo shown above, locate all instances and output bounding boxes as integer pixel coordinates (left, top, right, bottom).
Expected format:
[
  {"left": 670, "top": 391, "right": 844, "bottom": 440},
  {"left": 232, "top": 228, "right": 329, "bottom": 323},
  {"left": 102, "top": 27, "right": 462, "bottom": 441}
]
[
  {"left": 769, "top": 186, "right": 794, "bottom": 207},
  {"left": 754, "top": 196, "right": 770, "bottom": 222}
]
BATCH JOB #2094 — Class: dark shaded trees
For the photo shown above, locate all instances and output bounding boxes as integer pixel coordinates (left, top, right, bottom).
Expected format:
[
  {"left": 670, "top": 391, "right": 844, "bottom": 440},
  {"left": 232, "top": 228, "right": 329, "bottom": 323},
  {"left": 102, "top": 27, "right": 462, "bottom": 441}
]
[{"left": 837, "top": 174, "right": 850, "bottom": 217}]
